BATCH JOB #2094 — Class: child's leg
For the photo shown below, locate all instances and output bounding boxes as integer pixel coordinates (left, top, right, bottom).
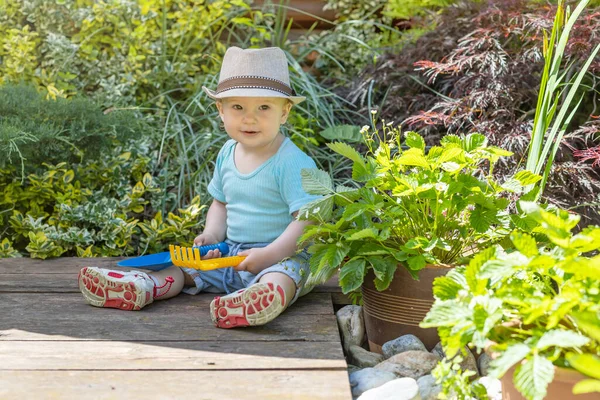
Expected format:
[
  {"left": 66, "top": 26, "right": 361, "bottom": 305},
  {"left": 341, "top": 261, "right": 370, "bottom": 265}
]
[
  {"left": 78, "top": 265, "right": 185, "bottom": 311},
  {"left": 150, "top": 266, "right": 184, "bottom": 300},
  {"left": 257, "top": 272, "right": 295, "bottom": 307}
]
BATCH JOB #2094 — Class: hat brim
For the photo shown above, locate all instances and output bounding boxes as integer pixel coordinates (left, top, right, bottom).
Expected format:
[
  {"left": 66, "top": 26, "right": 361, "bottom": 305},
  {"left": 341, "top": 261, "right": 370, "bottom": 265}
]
[{"left": 202, "top": 86, "right": 305, "bottom": 105}]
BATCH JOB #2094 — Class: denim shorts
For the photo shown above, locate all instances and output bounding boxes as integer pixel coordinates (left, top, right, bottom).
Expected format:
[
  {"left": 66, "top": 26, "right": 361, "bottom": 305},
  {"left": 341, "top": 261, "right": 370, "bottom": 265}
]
[{"left": 180, "top": 239, "right": 311, "bottom": 304}]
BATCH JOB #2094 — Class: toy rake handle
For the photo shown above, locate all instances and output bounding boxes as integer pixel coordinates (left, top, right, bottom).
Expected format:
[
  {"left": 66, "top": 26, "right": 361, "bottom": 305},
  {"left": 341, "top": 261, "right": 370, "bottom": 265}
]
[{"left": 195, "top": 242, "right": 229, "bottom": 256}]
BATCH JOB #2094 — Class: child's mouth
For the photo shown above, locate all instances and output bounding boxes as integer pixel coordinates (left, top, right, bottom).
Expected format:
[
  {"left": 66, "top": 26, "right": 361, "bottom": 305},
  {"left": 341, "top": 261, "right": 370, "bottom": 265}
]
[{"left": 241, "top": 130, "right": 259, "bottom": 135}]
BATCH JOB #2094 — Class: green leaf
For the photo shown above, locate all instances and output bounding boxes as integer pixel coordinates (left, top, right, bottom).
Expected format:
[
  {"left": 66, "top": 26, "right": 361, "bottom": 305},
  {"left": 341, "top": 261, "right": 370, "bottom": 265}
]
[
  {"left": 440, "top": 161, "right": 461, "bottom": 172},
  {"left": 339, "top": 258, "right": 366, "bottom": 293},
  {"left": 334, "top": 185, "right": 361, "bottom": 206},
  {"left": 397, "top": 149, "right": 429, "bottom": 169},
  {"left": 407, "top": 254, "right": 426, "bottom": 270},
  {"left": 63, "top": 170, "right": 74, "bottom": 184},
  {"left": 514, "top": 170, "right": 542, "bottom": 186},
  {"left": 463, "top": 133, "right": 487, "bottom": 151},
  {"left": 369, "top": 257, "right": 397, "bottom": 291},
  {"left": 488, "top": 343, "right": 531, "bottom": 378},
  {"left": 511, "top": 231, "right": 539, "bottom": 257},
  {"left": 327, "top": 142, "right": 366, "bottom": 168},
  {"left": 404, "top": 131, "right": 425, "bottom": 150},
  {"left": 573, "top": 379, "right": 600, "bottom": 394},
  {"left": 432, "top": 271, "right": 465, "bottom": 300},
  {"left": 566, "top": 353, "right": 600, "bottom": 380},
  {"left": 466, "top": 246, "right": 495, "bottom": 294},
  {"left": 501, "top": 178, "right": 523, "bottom": 193},
  {"left": 560, "top": 257, "right": 600, "bottom": 280},
  {"left": 346, "top": 228, "right": 378, "bottom": 241},
  {"left": 536, "top": 330, "right": 590, "bottom": 350},
  {"left": 470, "top": 207, "right": 497, "bottom": 233},
  {"left": 301, "top": 168, "right": 333, "bottom": 195},
  {"left": 441, "top": 134, "right": 461, "bottom": 146},
  {"left": 572, "top": 311, "right": 600, "bottom": 342},
  {"left": 320, "top": 125, "right": 361, "bottom": 142},
  {"left": 438, "top": 147, "right": 463, "bottom": 164},
  {"left": 298, "top": 196, "right": 334, "bottom": 222},
  {"left": 514, "top": 355, "right": 554, "bottom": 400},
  {"left": 421, "top": 300, "right": 472, "bottom": 328}
]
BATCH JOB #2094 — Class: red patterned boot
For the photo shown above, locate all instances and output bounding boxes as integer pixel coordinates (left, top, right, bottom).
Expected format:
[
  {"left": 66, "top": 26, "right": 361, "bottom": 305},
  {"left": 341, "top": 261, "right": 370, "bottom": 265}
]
[
  {"left": 78, "top": 267, "right": 170, "bottom": 311},
  {"left": 210, "top": 282, "right": 286, "bottom": 328}
]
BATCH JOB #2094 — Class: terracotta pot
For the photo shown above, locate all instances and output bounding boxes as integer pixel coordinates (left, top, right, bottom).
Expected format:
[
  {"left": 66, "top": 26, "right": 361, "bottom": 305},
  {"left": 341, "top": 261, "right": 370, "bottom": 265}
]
[
  {"left": 501, "top": 364, "right": 598, "bottom": 400},
  {"left": 362, "top": 264, "right": 452, "bottom": 353}
]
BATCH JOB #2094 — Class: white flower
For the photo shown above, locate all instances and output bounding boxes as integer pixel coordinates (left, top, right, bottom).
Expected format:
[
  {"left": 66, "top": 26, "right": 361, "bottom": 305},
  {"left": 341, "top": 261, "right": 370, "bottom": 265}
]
[
  {"left": 386, "top": 121, "right": 393, "bottom": 126},
  {"left": 435, "top": 182, "right": 448, "bottom": 192},
  {"left": 361, "top": 125, "right": 370, "bottom": 133},
  {"left": 371, "top": 109, "right": 377, "bottom": 114}
]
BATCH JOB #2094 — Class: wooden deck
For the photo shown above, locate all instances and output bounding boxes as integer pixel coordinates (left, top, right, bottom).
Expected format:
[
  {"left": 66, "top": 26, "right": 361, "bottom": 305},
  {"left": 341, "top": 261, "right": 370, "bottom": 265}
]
[{"left": 0, "top": 257, "right": 352, "bottom": 399}]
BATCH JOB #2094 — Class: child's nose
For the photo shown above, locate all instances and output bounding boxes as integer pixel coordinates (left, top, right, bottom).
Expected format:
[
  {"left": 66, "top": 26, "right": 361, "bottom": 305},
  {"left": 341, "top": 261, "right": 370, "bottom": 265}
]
[{"left": 242, "top": 110, "right": 258, "bottom": 122}]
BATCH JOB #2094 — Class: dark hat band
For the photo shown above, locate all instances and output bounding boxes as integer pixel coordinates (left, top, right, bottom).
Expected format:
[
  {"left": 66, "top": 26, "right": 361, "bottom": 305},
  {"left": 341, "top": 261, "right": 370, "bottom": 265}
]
[{"left": 216, "top": 76, "right": 296, "bottom": 96}]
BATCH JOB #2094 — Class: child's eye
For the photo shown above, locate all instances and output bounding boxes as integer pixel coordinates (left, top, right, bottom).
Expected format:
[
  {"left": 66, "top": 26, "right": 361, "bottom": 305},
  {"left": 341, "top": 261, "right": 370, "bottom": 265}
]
[
  {"left": 232, "top": 104, "right": 242, "bottom": 110},
  {"left": 259, "top": 105, "right": 270, "bottom": 110}
]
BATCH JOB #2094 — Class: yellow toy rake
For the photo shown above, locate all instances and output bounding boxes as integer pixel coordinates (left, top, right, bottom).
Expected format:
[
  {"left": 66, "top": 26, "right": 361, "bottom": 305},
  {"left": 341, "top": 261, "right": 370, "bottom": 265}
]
[{"left": 169, "top": 245, "right": 246, "bottom": 271}]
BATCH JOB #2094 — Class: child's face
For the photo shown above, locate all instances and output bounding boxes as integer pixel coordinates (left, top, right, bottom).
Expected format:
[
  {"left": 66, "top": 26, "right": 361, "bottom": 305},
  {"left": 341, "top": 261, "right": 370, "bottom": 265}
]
[{"left": 216, "top": 97, "right": 292, "bottom": 150}]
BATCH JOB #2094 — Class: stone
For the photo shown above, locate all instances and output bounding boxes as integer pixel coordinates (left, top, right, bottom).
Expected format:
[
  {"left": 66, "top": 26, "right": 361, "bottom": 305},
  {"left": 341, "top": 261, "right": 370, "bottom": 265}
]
[
  {"left": 431, "top": 342, "right": 445, "bottom": 359},
  {"left": 349, "top": 367, "right": 397, "bottom": 398},
  {"left": 382, "top": 334, "right": 427, "bottom": 359},
  {"left": 431, "top": 342, "right": 480, "bottom": 378},
  {"left": 349, "top": 345, "right": 385, "bottom": 368},
  {"left": 417, "top": 374, "right": 442, "bottom": 400},
  {"left": 357, "top": 377, "right": 421, "bottom": 400},
  {"left": 347, "top": 364, "right": 362, "bottom": 376},
  {"left": 478, "top": 376, "right": 502, "bottom": 400},
  {"left": 336, "top": 305, "right": 365, "bottom": 352},
  {"left": 374, "top": 350, "right": 440, "bottom": 379},
  {"left": 478, "top": 352, "right": 492, "bottom": 376}
]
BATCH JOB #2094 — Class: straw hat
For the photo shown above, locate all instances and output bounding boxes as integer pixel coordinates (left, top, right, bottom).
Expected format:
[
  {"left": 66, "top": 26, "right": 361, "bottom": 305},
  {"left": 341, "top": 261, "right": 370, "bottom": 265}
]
[{"left": 202, "top": 47, "right": 305, "bottom": 104}]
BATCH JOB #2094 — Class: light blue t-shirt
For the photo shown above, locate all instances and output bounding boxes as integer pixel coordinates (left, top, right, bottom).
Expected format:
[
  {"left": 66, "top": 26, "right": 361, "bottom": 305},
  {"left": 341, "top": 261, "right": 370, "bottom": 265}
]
[{"left": 207, "top": 138, "right": 320, "bottom": 243}]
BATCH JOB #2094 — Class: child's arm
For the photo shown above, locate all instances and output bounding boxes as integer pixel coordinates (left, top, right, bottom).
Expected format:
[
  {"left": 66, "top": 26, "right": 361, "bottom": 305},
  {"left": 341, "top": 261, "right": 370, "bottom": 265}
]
[
  {"left": 236, "top": 212, "right": 311, "bottom": 275},
  {"left": 194, "top": 199, "right": 227, "bottom": 255}
]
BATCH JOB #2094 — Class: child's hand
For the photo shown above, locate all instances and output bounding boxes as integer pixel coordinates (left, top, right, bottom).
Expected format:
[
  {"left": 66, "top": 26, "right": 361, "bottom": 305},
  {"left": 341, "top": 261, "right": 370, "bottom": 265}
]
[
  {"left": 194, "top": 232, "right": 218, "bottom": 246},
  {"left": 194, "top": 233, "right": 222, "bottom": 259},
  {"left": 235, "top": 248, "right": 273, "bottom": 274}
]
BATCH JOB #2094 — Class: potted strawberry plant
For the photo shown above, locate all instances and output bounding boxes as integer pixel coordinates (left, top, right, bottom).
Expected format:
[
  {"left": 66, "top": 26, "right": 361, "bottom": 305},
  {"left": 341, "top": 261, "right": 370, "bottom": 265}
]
[
  {"left": 422, "top": 202, "right": 600, "bottom": 400},
  {"left": 299, "top": 124, "right": 537, "bottom": 351}
]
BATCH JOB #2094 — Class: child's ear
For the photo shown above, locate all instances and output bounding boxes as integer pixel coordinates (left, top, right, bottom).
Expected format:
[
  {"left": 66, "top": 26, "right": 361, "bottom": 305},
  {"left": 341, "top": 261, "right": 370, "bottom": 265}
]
[
  {"left": 215, "top": 101, "right": 225, "bottom": 121},
  {"left": 280, "top": 100, "right": 293, "bottom": 123}
]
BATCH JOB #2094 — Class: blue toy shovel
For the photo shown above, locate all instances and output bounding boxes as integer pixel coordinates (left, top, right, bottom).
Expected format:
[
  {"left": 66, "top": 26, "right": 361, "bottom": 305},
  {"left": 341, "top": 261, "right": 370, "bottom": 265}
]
[{"left": 117, "top": 242, "right": 229, "bottom": 271}]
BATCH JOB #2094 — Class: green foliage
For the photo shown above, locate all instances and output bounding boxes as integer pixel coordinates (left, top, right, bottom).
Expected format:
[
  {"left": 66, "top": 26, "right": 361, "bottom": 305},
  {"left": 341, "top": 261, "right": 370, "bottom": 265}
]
[
  {"left": 0, "top": 0, "right": 254, "bottom": 105},
  {"left": 0, "top": 84, "right": 147, "bottom": 171},
  {"left": 315, "top": 0, "right": 404, "bottom": 78},
  {"left": 384, "top": 0, "right": 460, "bottom": 20},
  {"left": 299, "top": 122, "right": 530, "bottom": 293},
  {"left": 0, "top": 237, "right": 20, "bottom": 258},
  {"left": 431, "top": 356, "right": 488, "bottom": 399},
  {"left": 525, "top": 0, "right": 600, "bottom": 198},
  {"left": 422, "top": 202, "right": 600, "bottom": 400},
  {"left": 0, "top": 149, "right": 205, "bottom": 259}
]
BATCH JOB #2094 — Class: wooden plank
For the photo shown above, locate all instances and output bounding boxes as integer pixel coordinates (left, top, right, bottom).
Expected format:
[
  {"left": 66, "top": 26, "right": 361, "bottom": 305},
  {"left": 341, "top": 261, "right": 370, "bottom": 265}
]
[
  {"left": 0, "top": 370, "right": 353, "bottom": 400},
  {"left": 0, "top": 340, "right": 346, "bottom": 370},
  {"left": 0, "top": 293, "right": 340, "bottom": 342},
  {"left": 0, "top": 257, "right": 126, "bottom": 273},
  {"left": 0, "top": 291, "right": 332, "bottom": 315}
]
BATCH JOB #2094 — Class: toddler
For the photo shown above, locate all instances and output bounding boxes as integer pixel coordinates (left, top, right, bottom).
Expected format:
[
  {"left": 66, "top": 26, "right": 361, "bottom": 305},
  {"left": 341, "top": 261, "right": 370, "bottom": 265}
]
[{"left": 78, "top": 46, "right": 319, "bottom": 328}]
